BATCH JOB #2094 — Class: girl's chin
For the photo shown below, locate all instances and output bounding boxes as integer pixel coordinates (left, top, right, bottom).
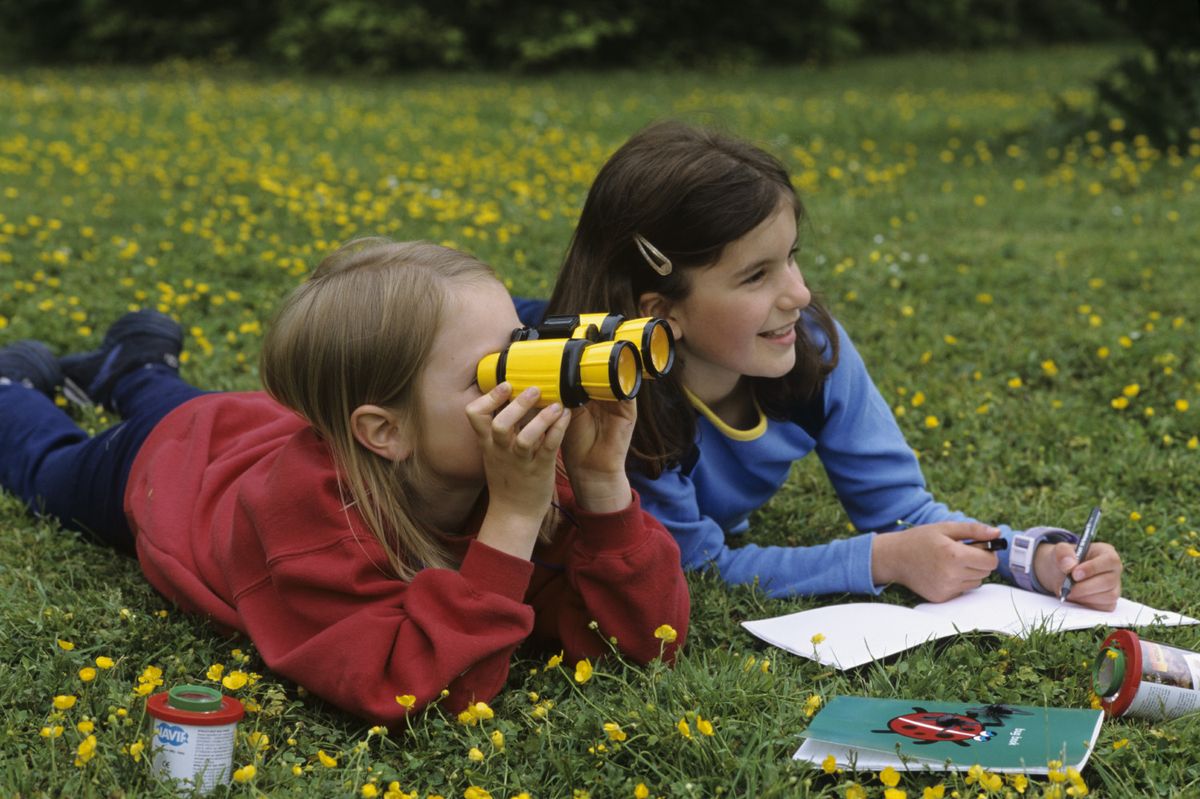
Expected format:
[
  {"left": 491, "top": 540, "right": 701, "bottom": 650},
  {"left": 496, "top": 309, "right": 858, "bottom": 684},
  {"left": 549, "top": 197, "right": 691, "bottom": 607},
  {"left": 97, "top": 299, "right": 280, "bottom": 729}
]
[{"left": 748, "top": 354, "right": 797, "bottom": 380}]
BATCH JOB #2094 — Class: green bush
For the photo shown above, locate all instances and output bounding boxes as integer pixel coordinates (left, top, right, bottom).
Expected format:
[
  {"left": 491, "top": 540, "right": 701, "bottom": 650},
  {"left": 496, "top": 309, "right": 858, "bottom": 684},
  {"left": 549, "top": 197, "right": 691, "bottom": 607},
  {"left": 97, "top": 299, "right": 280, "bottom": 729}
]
[
  {"left": 268, "top": 0, "right": 468, "bottom": 71},
  {"left": 0, "top": 0, "right": 274, "bottom": 63},
  {"left": 1079, "top": 0, "right": 1200, "bottom": 147}
]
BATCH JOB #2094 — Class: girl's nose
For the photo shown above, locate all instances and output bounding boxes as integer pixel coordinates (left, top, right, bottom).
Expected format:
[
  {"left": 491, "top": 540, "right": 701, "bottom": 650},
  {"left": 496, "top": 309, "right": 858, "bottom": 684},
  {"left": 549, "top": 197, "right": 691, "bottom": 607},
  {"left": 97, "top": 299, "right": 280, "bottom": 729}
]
[{"left": 780, "top": 265, "right": 811, "bottom": 311}]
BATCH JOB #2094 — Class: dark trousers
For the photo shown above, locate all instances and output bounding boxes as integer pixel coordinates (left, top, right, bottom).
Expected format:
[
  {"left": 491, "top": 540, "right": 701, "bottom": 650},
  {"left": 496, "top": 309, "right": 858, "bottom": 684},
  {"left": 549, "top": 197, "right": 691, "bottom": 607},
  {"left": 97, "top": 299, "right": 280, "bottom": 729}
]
[{"left": 0, "top": 365, "right": 205, "bottom": 554}]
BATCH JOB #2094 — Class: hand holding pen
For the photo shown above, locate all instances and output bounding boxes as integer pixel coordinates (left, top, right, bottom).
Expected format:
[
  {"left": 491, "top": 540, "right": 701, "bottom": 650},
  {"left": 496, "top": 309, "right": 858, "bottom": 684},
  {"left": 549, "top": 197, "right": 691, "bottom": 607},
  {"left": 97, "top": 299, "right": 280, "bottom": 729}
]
[{"left": 1060, "top": 506, "right": 1103, "bottom": 603}]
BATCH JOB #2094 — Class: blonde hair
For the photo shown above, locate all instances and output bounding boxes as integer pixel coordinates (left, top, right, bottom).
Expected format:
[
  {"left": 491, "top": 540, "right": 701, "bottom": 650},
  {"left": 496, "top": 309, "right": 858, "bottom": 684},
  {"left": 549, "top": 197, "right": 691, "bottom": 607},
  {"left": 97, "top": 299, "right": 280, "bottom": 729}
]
[{"left": 261, "top": 238, "right": 501, "bottom": 580}]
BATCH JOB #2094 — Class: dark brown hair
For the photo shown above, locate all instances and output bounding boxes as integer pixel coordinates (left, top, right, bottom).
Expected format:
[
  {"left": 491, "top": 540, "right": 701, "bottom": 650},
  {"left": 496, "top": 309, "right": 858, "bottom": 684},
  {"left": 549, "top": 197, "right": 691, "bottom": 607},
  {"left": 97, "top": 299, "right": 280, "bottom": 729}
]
[{"left": 546, "top": 120, "right": 840, "bottom": 476}]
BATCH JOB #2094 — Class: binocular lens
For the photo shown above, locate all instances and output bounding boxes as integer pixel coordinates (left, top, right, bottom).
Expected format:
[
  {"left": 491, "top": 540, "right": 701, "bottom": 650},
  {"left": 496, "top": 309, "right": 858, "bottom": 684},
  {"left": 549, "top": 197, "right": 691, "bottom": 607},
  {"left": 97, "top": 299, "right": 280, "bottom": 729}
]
[
  {"left": 579, "top": 339, "right": 640, "bottom": 402},
  {"left": 615, "top": 318, "right": 675, "bottom": 378}
]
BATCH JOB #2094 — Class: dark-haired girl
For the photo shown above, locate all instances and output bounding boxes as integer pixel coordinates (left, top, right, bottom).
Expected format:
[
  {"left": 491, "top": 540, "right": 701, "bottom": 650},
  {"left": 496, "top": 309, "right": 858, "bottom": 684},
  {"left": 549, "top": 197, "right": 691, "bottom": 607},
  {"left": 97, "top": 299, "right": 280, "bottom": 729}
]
[{"left": 530, "top": 121, "right": 1122, "bottom": 607}]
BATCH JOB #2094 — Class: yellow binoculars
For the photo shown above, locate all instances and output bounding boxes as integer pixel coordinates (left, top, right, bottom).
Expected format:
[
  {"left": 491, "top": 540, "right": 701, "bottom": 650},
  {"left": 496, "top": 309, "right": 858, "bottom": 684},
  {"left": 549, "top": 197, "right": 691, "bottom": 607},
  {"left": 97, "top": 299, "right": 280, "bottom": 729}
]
[{"left": 477, "top": 314, "right": 675, "bottom": 407}]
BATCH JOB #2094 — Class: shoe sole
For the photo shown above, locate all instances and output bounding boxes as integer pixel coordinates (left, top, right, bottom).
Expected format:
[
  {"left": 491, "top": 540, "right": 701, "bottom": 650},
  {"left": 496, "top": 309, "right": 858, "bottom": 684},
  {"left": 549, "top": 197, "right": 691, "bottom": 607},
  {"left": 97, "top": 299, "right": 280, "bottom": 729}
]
[{"left": 60, "top": 311, "right": 184, "bottom": 408}]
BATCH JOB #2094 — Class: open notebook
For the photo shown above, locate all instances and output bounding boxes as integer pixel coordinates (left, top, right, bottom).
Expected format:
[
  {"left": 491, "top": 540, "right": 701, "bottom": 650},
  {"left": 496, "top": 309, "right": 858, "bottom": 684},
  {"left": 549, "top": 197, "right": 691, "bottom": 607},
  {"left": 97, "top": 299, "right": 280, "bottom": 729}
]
[
  {"left": 743, "top": 583, "right": 1199, "bottom": 670},
  {"left": 795, "top": 696, "right": 1104, "bottom": 774}
]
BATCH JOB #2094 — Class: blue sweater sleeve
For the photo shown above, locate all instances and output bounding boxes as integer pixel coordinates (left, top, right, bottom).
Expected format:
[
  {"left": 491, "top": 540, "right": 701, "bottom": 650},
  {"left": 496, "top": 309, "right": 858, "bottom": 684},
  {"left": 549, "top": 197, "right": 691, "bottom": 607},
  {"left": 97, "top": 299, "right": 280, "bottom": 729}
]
[
  {"left": 629, "top": 465, "right": 879, "bottom": 598},
  {"left": 814, "top": 321, "right": 1015, "bottom": 581}
]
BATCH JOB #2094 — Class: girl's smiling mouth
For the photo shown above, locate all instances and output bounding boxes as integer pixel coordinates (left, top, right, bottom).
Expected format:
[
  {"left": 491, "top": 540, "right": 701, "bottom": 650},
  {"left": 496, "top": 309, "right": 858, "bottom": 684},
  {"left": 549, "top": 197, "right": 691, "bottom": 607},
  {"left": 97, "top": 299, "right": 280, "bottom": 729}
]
[{"left": 759, "top": 321, "right": 798, "bottom": 339}]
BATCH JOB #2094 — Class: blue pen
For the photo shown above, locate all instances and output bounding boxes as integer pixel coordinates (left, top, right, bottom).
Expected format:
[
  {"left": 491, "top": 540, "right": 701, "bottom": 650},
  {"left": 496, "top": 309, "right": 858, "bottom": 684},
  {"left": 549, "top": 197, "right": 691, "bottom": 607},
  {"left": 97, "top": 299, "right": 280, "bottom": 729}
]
[{"left": 1059, "top": 506, "right": 1102, "bottom": 603}]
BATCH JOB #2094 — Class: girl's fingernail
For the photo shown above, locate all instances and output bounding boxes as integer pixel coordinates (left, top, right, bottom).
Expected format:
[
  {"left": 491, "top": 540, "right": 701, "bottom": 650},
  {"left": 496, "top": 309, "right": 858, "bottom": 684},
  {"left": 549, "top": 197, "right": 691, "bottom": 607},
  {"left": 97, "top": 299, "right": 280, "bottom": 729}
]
[
  {"left": 521, "top": 386, "right": 540, "bottom": 399},
  {"left": 547, "top": 403, "right": 561, "bottom": 414}
]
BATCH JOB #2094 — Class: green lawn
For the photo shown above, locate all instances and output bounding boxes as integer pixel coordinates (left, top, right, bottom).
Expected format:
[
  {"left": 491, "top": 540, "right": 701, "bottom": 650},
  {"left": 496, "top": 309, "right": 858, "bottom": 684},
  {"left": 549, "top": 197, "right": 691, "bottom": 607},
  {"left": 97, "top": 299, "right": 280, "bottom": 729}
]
[{"left": 2, "top": 45, "right": 1199, "bottom": 797}]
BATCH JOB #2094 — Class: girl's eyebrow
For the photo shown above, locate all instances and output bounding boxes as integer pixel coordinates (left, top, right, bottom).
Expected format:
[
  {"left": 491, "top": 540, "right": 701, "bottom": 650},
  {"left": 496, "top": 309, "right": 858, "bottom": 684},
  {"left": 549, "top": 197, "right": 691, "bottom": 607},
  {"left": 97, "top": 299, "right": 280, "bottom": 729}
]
[{"left": 735, "top": 237, "right": 799, "bottom": 277}]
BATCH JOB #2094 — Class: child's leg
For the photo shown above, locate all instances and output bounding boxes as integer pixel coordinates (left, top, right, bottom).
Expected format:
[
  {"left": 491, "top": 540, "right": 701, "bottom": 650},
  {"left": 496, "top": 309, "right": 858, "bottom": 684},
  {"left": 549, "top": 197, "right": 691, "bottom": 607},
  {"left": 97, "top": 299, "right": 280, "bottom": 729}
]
[{"left": 0, "top": 366, "right": 205, "bottom": 554}]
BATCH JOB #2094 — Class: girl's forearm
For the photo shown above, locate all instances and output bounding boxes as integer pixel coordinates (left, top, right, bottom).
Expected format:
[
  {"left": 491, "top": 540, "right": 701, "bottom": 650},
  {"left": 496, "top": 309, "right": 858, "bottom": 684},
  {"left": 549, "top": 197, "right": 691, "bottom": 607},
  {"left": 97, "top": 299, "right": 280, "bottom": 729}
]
[{"left": 475, "top": 507, "right": 544, "bottom": 560}]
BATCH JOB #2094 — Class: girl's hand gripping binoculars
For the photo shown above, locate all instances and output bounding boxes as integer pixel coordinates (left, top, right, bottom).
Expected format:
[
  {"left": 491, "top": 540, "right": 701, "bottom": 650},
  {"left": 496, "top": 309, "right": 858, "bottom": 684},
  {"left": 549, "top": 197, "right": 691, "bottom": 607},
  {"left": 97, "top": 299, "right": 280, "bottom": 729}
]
[{"left": 477, "top": 313, "right": 676, "bottom": 407}]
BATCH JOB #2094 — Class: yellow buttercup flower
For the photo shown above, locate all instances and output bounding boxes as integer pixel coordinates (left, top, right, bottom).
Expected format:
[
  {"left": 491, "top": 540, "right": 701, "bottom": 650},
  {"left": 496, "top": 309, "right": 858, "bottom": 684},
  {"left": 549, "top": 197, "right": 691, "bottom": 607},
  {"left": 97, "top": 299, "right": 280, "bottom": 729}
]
[
  {"left": 468, "top": 747, "right": 484, "bottom": 762},
  {"left": 880, "top": 766, "right": 901, "bottom": 787},
  {"left": 546, "top": 651, "right": 563, "bottom": 670},
  {"left": 811, "top": 633, "right": 826, "bottom": 645},
  {"left": 232, "top": 764, "right": 257, "bottom": 782},
  {"left": 653, "top": 624, "right": 677, "bottom": 643},
  {"left": 53, "top": 695, "right": 77, "bottom": 710},
  {"left": 574, "top": 659, "right": 593, "bottom": 684},
  {"left": 78, "top": 667, "right": 97, "bottom": 683},
  {"left": 206, "top": 663, "right": 225, "bottom": 681},
  {"left": 603, "top": 722, "right": 627, "bottom": 742},
  {"left": 634, "top": 784, "right": 649, "bottom": 799},
  {"left": 317, "top": 749, "right": 338, "bottom": 768},
  {"left": 395, "top": 694, "right": 416, "bottom": 709},
  {"left": 676, "top": 717, "right": 691, "bottom": 738},
  {"left": 94, "top": 656, "right": 114, "bottom": 669},
  {"left": 74, "top": 734, "right": 98, "bottom": 767},
  {"left": 222, "top": 670, "right": 249, "bottom": 691},
  {"left": 696, "top": 715, "right": 714, "bottom": 736}
]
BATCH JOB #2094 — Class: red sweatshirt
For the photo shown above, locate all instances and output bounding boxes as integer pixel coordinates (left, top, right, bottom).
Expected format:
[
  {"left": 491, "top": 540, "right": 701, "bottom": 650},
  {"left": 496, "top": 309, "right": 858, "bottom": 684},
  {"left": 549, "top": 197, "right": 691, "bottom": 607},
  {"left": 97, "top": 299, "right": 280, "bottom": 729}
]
[{"left": 125, "top": 392, "right": 689, "bottom": 724}]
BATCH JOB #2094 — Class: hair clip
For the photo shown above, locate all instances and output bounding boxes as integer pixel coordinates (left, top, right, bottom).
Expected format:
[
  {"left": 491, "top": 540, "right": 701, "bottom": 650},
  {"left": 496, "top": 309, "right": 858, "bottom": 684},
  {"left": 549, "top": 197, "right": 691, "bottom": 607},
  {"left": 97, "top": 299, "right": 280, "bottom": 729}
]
[{"left": 633, "top": 233, "right": 672, "bottom": 277}]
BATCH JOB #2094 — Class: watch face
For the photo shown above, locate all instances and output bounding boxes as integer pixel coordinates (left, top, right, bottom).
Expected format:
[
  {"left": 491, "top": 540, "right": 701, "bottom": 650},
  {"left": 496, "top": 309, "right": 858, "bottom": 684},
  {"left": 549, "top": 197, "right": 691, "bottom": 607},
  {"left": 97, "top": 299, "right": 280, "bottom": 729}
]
[{"left": 1010, "top": 537, "right": 1034, "bottom": 571}]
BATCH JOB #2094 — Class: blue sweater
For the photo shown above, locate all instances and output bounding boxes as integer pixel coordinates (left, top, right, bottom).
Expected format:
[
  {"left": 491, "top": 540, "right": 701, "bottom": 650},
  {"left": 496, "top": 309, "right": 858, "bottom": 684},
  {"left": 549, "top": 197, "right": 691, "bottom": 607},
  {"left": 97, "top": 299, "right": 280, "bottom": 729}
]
[
  {"left": 510, "top": 299, "right": 1016, "bottom": 599},
  {"left": 629, "top": 319, "right": 1017, "bottom": 598}
]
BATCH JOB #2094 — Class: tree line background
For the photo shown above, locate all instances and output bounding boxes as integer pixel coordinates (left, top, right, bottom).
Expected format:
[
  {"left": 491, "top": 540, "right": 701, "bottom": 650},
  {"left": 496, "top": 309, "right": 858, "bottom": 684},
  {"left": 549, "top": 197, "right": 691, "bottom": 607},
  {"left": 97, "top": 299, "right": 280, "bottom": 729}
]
[
  {"left": 0, "top": 0, "right": 1128, "bottom": 71},
  {"left": 1, "top": 0, "right": 1196, "bottom": 147}
]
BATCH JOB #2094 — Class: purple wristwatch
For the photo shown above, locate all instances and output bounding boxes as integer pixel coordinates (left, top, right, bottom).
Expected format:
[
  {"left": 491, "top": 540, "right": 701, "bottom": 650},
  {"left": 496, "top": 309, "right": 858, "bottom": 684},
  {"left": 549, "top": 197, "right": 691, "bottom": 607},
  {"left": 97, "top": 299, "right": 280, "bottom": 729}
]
[{"left": 1010, "top": 526, "right": 1079, "bottom": 595}]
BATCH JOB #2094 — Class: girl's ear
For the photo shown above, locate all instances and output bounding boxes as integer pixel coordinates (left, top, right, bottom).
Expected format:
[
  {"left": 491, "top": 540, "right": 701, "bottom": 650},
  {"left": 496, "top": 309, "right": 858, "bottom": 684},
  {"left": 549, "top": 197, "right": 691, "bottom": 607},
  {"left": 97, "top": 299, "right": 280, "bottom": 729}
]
[
  {"left": 350, "top": 404, "right": 413, "bottom": 462},
  {"left": 637, "top": 291, "right": 683, "bottom": 340}
]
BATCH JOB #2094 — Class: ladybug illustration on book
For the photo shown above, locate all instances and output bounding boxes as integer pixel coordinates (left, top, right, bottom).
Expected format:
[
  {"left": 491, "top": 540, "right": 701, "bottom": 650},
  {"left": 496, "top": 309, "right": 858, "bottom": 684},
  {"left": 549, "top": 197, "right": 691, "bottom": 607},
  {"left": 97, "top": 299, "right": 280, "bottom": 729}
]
[
  {"left": 965, "top": 704, "right": 1035, "bottom": 724},
  {"left": 872, "top": 704, "right": 1022, "bottom": 747}
]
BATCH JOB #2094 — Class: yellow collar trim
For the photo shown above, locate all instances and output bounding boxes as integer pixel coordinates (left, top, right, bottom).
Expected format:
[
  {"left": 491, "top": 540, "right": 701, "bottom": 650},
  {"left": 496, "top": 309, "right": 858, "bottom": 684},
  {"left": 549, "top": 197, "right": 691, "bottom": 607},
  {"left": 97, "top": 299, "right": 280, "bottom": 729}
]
[{"left": 683, "top": 386, "right": 767, "bottom": 441}]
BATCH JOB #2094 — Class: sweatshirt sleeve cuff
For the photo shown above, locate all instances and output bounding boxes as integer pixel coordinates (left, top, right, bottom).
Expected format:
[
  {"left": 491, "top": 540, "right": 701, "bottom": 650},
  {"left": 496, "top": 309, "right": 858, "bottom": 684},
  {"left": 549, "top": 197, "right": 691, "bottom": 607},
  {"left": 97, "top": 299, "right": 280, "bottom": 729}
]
[
  {"left": 459, "top": 539, "right": 536, "bottom": 603},
  {"left": 857, "top": 532, "right": 886, "bottom": 596},
  {"left": 567, "top": 490, "right": 648, "bottom": 554}
]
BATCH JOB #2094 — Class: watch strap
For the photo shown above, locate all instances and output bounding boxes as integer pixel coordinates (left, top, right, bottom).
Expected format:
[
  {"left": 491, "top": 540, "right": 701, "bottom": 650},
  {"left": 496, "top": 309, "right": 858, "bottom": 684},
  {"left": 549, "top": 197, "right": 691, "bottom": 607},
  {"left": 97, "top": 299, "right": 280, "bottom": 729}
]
[{"left": 1010, "top": 526, "right": 1079, "bottom": 594}]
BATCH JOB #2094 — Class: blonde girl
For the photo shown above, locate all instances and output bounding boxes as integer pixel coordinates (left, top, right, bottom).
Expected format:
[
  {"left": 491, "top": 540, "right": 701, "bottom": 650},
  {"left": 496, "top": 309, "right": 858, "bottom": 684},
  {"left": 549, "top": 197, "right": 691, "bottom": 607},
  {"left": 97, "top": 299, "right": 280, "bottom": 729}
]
[{"left": 0, "top": 239, "right": 689, "bottom": 723}]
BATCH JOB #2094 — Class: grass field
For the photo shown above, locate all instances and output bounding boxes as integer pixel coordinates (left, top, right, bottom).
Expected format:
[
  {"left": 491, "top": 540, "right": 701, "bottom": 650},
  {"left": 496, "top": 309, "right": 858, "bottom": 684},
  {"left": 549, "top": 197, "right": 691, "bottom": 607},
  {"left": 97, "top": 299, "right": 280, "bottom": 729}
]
[{"left": 2, "top": 45, "right": 1199, "bottom": 797}]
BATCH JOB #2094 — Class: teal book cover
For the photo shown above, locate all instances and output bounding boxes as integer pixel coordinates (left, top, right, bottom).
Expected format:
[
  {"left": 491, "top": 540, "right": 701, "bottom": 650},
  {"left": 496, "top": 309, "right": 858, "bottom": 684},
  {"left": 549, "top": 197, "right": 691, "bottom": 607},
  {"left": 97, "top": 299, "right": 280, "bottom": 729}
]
[{"left": 795, "top": 696, "right": 1103, "bottom": 774}]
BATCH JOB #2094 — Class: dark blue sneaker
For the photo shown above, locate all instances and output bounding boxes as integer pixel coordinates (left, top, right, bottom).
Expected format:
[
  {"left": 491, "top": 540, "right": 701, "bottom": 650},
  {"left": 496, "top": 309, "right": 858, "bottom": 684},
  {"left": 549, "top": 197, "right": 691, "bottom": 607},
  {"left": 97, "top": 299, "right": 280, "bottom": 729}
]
[
  {"left": 0, "top": 340, "right": 63, "bottom": 397},
  {"left": 60, "top": 309, "right": 183, "bottom": 409}
]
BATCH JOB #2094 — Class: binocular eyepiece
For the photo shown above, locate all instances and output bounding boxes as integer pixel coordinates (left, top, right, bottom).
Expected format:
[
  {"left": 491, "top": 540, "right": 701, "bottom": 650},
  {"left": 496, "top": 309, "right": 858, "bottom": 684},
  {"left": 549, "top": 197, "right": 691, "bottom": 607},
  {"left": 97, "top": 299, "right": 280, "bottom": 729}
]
[{"left": 477, "top": 313, "right": 675, "bottom": 407}]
